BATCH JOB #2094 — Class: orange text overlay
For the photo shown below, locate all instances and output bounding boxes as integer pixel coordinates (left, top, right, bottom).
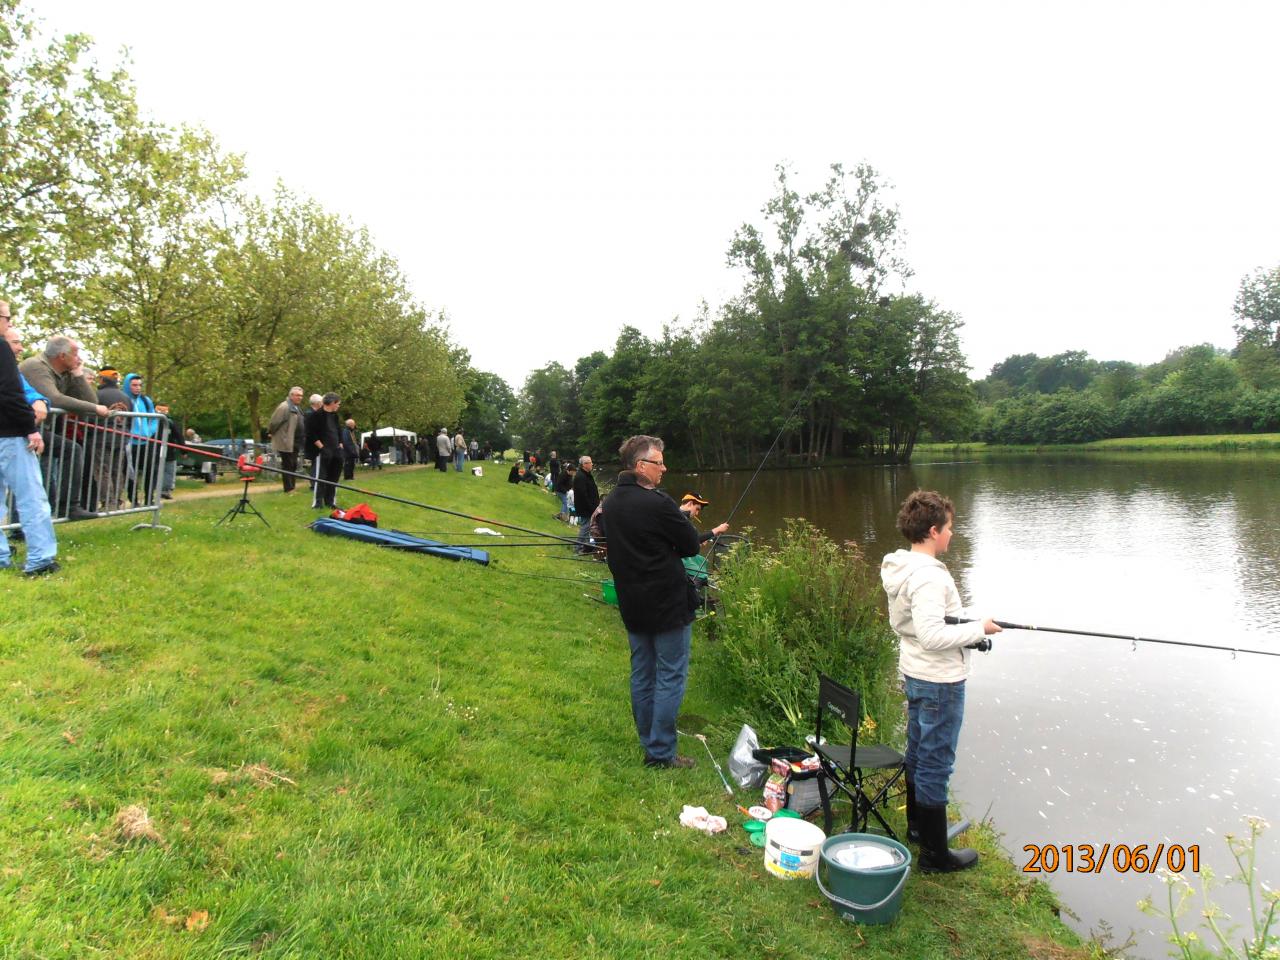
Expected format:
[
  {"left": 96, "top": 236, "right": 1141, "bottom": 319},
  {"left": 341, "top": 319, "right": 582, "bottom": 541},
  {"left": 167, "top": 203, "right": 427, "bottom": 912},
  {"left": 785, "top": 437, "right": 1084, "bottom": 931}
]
[{"left": 1022, "top": 844, "right": 1201, "bottom": 875}]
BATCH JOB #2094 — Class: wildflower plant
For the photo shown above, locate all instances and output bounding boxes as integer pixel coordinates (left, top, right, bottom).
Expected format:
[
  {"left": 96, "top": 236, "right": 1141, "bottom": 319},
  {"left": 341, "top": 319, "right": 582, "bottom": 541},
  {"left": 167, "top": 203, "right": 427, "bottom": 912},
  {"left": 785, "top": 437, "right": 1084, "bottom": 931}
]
[{"left": 1139, "top": 816, "right": 1277, "bottom": 959}]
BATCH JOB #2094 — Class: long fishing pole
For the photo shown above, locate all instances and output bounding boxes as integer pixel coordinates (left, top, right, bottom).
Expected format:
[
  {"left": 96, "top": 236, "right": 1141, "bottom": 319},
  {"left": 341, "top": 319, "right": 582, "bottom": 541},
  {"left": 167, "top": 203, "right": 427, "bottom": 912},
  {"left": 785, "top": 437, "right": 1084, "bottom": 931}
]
[
  {"left": 945, "top": 616, "right": 1280, "bottom": 660},
  {"left": 719, "top": 388, "right": 810, "bottom": 527},
  {"left": 77, "top": 420, "right": 581, "bottom": 546},
  {"left": 701, "top": 386, "right": 812, "bottom": 574}
]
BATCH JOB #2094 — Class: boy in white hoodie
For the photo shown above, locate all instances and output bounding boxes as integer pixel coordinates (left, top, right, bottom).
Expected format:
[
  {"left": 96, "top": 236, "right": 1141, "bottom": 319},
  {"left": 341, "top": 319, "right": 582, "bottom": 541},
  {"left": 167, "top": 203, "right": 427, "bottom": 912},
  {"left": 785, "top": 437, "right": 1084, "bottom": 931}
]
[{"left": 881, "top": 490, "right": 1000, "bottom": 873}]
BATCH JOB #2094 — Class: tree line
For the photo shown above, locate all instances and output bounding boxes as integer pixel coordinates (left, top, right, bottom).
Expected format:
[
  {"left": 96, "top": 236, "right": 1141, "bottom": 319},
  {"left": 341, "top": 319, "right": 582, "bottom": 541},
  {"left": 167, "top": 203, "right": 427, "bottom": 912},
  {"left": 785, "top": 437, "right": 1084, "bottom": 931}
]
[
  {"left": 512, "top": 164, "right": 973, "bottom": 466},
  {"left": 972, "top": 264, "right": 1280, "bottom": 444},
  {"left": 0, "top": 1, "right": 514, "bottom": 444}
]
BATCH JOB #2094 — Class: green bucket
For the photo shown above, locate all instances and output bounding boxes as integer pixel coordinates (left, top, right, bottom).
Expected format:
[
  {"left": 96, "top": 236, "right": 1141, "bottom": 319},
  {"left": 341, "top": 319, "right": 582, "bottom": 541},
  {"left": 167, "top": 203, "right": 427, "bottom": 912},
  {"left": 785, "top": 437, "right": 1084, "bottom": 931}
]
[
  {"left": 816, "top": 833, "right": 911, "bottom": 925},
  {"left": 601, "top": 580, "right": 618, "bottom": 605}
]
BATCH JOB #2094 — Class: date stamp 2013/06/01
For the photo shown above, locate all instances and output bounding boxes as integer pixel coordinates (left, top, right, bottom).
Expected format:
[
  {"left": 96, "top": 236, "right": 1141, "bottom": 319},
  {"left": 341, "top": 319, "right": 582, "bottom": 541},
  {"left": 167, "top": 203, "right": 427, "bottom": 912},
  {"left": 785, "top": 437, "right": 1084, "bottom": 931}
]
[{"left": 1022, "top": 844, "right": 1200, "bottom": 875}]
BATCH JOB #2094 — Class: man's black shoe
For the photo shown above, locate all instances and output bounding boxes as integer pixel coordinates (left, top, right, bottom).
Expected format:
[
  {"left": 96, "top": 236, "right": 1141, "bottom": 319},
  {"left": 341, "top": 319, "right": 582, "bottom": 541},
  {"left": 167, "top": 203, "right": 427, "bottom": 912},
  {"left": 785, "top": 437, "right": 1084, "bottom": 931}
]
[
  {"left": 644, "top": 754, "right": 696, "bottom": 769},
  {"left": 24, "top": 561, "right": 61, "bottom": 578},
  {"left": 160, "top": 493, "right": 173, "bottom": 500},
  {"left": 67, "top": 506, "right": 97, "bottom": 521}
]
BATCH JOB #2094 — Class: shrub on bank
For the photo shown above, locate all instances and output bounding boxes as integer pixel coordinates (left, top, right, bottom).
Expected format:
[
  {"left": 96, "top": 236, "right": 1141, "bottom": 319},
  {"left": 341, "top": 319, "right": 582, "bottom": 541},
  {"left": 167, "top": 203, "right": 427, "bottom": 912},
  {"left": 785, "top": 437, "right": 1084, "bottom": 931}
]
[{"left": 709, "top": 519, "right": 901, "bottom": 745}]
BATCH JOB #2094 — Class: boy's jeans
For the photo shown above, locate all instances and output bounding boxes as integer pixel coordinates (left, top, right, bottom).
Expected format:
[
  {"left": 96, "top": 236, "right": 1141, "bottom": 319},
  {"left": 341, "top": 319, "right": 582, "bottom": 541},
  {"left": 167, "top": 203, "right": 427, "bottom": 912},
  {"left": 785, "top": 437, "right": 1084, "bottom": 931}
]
[
  {"left": 0, "top": 437, "right": 58, "bottom": 571},
  {"left": 903, "top": 675, "right": 966, "bottom": 807}
]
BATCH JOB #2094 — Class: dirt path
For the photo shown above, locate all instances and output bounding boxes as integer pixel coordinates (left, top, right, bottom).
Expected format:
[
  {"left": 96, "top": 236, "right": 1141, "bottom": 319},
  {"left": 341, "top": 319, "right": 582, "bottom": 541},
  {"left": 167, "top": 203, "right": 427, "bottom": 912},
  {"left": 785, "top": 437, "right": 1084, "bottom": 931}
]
[{"left": 171, "top": 463, "right": 433, "bottom": 502}]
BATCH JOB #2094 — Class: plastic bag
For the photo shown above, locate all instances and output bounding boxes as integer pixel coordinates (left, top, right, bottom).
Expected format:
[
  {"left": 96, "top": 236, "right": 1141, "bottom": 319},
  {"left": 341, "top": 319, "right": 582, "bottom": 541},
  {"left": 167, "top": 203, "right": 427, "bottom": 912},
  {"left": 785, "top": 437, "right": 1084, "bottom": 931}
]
[{"left": 728, "top": 724, "right": 768, "bottom": 790}]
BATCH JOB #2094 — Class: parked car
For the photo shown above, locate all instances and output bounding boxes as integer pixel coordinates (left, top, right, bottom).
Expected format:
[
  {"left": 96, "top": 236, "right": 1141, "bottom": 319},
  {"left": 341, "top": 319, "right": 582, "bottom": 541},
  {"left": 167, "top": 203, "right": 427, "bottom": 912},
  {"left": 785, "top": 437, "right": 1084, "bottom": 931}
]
[
  {"left": 170, "top": 439, "right": 227, "bottom": 483},
  {"left": 179, "top": 439, "right": 276, "bottom": 482}
]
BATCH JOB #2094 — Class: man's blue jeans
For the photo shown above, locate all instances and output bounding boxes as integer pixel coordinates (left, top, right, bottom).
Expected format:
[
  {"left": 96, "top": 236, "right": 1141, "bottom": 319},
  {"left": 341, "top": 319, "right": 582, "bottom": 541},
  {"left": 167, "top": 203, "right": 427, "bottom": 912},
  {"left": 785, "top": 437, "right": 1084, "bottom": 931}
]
[
  {"left": 628, "top": 622, "right": 692, "bottom": 762},
  {"left": 0, "top": 436, "right": 58, "bottom": 572},
  {"left": 903, "top": 675, "right": 966, "bottom": 807},
  {"left": 453, "top": 450, "right": 465, "bottom": 471}
]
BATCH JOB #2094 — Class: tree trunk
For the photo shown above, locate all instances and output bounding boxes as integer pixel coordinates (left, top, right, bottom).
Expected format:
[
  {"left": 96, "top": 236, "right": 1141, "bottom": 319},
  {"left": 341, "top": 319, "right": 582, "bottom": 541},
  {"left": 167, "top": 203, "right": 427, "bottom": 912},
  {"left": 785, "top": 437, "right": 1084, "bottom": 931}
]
[{"left": 247, "top": 387, "right": 261, "bottom": 442}]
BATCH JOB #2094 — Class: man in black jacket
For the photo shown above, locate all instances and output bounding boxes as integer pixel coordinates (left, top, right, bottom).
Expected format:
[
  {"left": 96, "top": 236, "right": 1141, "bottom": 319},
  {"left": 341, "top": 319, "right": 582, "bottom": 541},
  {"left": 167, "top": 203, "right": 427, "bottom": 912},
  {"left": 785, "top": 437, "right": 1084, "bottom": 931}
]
[
  {"left": 305, "top": 393, "right": 343, "bottom": 509},
  {"left": 571, "top": 455, "right": 599, "bottom": 552},
  {"left": 604, "top": 435, "right": 706, "bottom": 769}
]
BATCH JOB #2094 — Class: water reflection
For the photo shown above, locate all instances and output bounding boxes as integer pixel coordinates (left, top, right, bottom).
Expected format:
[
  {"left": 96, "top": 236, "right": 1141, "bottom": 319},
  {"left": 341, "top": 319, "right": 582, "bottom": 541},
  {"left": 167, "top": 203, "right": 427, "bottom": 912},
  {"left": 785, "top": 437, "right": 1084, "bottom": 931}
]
[{"left": 669, "top": 455, "right": 1280, "bottom": 958}]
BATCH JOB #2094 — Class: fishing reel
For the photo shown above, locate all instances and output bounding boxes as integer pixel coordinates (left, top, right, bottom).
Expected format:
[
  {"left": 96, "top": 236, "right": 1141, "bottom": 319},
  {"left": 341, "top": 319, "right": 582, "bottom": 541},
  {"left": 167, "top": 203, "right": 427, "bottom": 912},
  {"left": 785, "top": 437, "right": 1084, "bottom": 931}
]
[{"left": 966, "top": 637, "right": 993, "bottom": 653}]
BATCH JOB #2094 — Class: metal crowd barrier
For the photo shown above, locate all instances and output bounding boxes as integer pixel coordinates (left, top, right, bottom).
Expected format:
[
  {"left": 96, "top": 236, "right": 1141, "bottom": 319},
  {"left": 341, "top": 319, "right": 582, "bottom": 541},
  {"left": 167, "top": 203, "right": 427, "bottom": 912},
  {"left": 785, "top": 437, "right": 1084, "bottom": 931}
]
[{"left": 1, "top": 408, "right": 170, "bottom": 533}]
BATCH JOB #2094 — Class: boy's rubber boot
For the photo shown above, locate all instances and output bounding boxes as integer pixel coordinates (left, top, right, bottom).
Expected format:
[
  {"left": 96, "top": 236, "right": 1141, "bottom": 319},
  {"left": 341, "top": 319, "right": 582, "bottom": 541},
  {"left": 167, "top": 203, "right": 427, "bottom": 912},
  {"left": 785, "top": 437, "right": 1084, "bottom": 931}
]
[
  {"left": 905, "top": 779, "right": 921, "bottom": 844},
  {"left": 917, "top": 803, "right": 979, "bottom": 873}
]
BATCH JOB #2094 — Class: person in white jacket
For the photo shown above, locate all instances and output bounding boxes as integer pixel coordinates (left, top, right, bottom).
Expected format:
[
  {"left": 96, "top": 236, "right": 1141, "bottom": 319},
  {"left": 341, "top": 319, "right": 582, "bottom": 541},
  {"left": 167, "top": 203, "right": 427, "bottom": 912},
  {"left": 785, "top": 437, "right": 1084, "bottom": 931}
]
[{"left": 881, "top": 489, "right": 1000, "bottom": 873}]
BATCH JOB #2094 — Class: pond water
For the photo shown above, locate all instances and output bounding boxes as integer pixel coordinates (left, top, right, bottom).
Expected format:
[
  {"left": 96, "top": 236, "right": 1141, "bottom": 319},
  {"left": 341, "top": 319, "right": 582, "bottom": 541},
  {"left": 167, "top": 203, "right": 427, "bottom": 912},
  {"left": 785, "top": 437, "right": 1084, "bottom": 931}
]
[{"left": 667, "top": 453, "right": 1280, "bottom": 958}]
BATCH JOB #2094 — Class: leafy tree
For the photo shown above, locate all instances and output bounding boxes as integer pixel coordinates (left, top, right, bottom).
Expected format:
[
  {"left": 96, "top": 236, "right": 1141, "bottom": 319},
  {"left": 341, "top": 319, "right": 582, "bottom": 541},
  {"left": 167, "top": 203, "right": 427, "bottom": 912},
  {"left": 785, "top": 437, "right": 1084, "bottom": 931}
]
[
  {"left": 58, "top": 122, "right": 245, "bottom": 393},
  {"left": 0, "top": 1, "right": 134, "bottom": 300},
  {"left": 858, "top": 295, "right": 974, "bottom": 460},
  {"left": 1091, "top": 361, "right": 1144, "bottom": 406},
  {"left": 460, "top": 370, "right": 516, "bottom": 451},
  {"left": 1026, "top": 351, "right": 1099, "bottom": 394},
  {"left": 513, "top": 362, "right": 575, "bottom": 454},
  {"left": 579, "top": 326, "right": 652, "bottom": 455},
  {"left": 1233, "top": 264, "right": 1280, "bottom": 352}
]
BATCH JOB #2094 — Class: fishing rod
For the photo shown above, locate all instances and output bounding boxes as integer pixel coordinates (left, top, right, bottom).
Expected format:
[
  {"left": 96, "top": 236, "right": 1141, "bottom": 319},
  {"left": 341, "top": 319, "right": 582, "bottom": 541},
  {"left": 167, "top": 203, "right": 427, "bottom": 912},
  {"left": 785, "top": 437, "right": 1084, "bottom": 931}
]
[
  {"left": 76, "top": 419, "right": 581, "bottom": 546},
  {"left": 945, "top": 616, "right": 1280, "bottom": 660},
  {"left": 701, "top": 386, "right": 812, "bottom": 573},
  {"left": 719, "top": 388, "right": 811, "bottom": 528}
]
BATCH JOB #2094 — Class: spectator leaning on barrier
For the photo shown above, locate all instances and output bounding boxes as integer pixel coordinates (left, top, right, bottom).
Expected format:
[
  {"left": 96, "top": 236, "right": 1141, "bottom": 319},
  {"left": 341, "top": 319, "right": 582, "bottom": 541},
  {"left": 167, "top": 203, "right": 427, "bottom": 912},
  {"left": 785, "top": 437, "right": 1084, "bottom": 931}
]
[
  {"left": 3, "top": 319, "right": 51, "bottom": 538},
  {"left": 94, "top": 368, "right": 131, "bottom": 511},
  {"left": 154, "top": 403, "right": 180, "bottom": 499},
  {"left": 268, "top": 387, "right": 306, "bottom": 493},
  {"left": 122, "top": 374, "right": 158, "bottom": 506},
  {"left": 0, "top": 302, "right": 58, "bottom": 576},
  {"left": 305, "top": 392, "right": 343, "bottom": 510},
  {"left": 4, "top": 325, "right": 49, "bottom": 425},
  {"left": 19, "top": 336, "right": 107, "bottom": 521}
]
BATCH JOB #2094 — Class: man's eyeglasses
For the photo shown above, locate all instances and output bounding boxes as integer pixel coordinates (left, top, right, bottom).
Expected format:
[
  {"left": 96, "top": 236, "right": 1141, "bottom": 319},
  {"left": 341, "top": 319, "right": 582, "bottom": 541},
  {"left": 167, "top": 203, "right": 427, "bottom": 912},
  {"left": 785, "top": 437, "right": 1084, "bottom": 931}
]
[{"left": 639, "top": 457, "right": 666, "bottom": 468}]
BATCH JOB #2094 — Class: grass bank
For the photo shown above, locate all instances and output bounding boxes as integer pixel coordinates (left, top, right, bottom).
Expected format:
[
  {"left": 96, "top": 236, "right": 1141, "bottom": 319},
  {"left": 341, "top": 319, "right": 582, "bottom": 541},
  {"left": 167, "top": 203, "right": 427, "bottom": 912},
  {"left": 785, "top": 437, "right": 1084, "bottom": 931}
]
[
  {"left": 1, "top": 466, "right": 1095, "bottom": 959},
  {"left": 915, "top": 433, "right": 1280, "bottom": 454}
]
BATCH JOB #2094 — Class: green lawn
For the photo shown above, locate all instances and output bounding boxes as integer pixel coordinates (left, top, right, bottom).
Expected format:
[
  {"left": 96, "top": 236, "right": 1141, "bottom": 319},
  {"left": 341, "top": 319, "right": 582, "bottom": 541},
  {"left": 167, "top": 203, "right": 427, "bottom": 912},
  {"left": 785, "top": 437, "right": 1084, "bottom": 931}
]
[{"left": 0, "top": 466, "right": 1094, "bottom": 959}]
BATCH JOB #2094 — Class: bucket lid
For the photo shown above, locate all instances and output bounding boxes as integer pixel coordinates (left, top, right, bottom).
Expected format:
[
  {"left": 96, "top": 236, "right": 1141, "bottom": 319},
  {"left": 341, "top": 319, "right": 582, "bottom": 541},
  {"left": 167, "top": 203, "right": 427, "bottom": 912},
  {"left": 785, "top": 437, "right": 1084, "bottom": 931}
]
[
  {"left": 742, "top": 819, "right": 766, "bottom": 833},
  {"left": 825, "top": 837, "right": 906, "bottom": 870},
  {"left": 765, "top": 816, "right": 826, "bottom": 847}
]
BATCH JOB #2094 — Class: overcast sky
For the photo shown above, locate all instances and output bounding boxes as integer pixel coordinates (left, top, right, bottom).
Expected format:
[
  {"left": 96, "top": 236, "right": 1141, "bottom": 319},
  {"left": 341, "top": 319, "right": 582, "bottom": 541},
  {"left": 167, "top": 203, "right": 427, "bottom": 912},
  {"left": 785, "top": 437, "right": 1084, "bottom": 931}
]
[{"left": 38, "top": 1, "right": 1280, "bottom": 389}]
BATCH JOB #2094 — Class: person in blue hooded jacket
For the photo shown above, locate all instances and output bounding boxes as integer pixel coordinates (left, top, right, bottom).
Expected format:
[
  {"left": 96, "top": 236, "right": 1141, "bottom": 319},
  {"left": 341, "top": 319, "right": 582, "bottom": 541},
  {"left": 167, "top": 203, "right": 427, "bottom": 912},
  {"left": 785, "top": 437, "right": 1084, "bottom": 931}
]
[{"left": 122, "top": 374, "right": 159, "bottom": 505}]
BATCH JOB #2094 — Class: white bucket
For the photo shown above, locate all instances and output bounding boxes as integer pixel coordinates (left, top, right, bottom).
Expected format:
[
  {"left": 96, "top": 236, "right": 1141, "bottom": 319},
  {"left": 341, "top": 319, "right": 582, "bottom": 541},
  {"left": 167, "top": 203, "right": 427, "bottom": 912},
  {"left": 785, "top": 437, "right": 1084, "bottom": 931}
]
[
  {"left": 764, "top": 817, "right": 826, "bottom": 879},
  {"left": 471, "top": 466, "right": 483, "bottom": 477}
]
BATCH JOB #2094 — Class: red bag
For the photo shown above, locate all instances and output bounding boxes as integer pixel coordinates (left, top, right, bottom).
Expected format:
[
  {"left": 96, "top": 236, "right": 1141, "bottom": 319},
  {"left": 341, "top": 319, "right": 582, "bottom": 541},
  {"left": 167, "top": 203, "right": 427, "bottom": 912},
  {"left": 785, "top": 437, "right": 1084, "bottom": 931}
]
[{"left": 331, "top": 502, "right": 378, "bottom": 526}]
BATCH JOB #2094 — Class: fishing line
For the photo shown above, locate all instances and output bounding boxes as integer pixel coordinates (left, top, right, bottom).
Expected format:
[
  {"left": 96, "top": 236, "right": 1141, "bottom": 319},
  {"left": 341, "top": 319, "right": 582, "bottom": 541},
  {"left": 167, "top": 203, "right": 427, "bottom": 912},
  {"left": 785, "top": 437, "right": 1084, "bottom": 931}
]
[
  {"left": 702, "top": 384, "right": 814, "bottom": 576},
  {"left": 945, "top": 616, "right": 1280, "bottom": 660},
  {"left": 719, "top": 388, "right": 811, "bottom": 528},
  {"left": 76, "top": 420, "right": 580, "bottom": 545}
]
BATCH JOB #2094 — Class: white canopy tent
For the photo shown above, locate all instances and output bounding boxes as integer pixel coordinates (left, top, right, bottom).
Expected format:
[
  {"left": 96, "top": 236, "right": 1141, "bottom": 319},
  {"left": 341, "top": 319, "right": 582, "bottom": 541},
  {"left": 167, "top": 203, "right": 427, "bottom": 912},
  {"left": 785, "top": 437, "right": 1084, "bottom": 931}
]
[{"left": 360, "top": 427, "right": 418, "bottom": 464}]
